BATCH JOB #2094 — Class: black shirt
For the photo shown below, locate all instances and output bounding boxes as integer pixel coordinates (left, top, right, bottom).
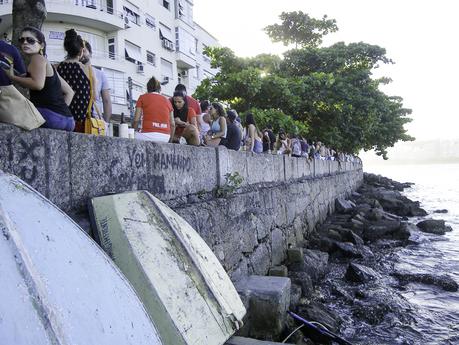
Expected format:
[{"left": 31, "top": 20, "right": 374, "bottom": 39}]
[{"left": 29, "top": 67, "right": 72, "bottom": 117}]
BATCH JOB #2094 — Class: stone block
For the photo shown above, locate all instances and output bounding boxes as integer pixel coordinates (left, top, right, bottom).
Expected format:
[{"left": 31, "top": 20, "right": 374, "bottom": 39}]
[
  {"left": 250, "top": 243, "right": 271, "bottom": 276},
  {"left": 226, "top": 336, "right": 294, "bottom": 345},
  {"left": 69, "top": 135, "right": 143, "bottom": 210},
  {"left": 287, "top": 247, "right": 303, "bottom": 264},
  {"left": 246, "top": 153, "right": 276, "bottom": 185},
  {"left": 268, "top": 265, "right": 288, "bottom": 277},
  {"left": 218, "top": 147, "right": 249, "bottom": 187},
  {"left": 271, "top": 228, "right": 285, "bottom": 266},
  {"left": 235, "top": 275, "right": 291, "bottom": 340},
  {"left": 283, "top": 155, "right": 296, "bottom": 181}
]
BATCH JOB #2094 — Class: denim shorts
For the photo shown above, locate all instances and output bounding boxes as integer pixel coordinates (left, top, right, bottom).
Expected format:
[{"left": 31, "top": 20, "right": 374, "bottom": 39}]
[{"left": 37, "top": 107, "right": 75, "bottom": 131}]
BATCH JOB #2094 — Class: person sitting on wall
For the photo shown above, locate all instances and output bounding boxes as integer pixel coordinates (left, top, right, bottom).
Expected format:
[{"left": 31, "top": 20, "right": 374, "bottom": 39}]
[
  {"left": 197, "top": 100, "right": 211, "bottom": 144},
  {"left": 171, "top": 90, "right": 200, "bottom": 145},
  {"left": 223, "top": 110, "right": 242, "bottom": 151},
  {"left": 132, "top": 76, "right": 175, "bottom": 143},
  {"left": 2, "top": 26, "right": 75, "bottom": 131},
  {"left": 275, "top": 130, "right": 291, "bottom": 155},
  {"left": 262, "top": 124, "right": 276, "bottom": 153},
  {"left": 172, "top": 83, "right": 200, "bottom": 115},
  {"left": 205, "top": 102, "right": 227, "bottom": 147},
  {"left": 243, "top": 113, "right": 263, "bottom": 153},
  {"left": 57, "top": 29, "right": 92, "bottom": 132}
]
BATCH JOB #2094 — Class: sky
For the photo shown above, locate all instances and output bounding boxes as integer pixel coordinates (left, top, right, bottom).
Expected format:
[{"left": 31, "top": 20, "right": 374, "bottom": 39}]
[{"left": 194, "top": 0, "right": 459, "bottom": 142}]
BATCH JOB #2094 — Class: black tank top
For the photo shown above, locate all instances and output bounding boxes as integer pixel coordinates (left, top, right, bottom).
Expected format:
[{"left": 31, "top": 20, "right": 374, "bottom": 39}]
[{"left": 30, "top": 66, "right": 72, "bottom": 117}]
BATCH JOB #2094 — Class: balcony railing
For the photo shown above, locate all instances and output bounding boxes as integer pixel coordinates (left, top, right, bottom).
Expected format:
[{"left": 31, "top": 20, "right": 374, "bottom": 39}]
[
  {"left": 46, "top": 46, "right": 125, "bottom": 63},
  {"left": 45, "top": 0, "right": 124, "bottom": 18}
]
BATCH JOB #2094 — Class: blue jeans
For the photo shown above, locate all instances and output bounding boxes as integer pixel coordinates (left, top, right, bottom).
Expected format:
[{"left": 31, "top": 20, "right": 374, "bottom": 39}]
[{"left": 37, "top": 107, "right": 75, "bottom": 131}]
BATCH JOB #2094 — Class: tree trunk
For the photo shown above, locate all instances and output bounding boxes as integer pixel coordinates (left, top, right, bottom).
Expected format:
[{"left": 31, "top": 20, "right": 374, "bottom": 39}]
[{"left": 12, "top": 0, "right": 47, "bottom": 52}]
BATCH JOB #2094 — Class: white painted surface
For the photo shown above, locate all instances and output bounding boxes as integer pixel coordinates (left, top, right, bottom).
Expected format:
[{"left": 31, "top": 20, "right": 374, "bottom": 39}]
[
  {"left": 0, "top": 172, "right": 162, "bottom": 345},
  {"left": 90, "top": 191, "right": 246, "bottom": 345}
]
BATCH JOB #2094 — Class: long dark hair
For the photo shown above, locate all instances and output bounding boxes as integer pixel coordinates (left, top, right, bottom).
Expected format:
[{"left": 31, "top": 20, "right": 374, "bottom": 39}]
[
  {"left": 172, "top": 91, "right": 188, "bottom": 122},
  {"left": 22, "top": 27, "right": 46, "bottom": 56},
  {"left": 211, "top": 102, "right": 226, "bottom": 119}
]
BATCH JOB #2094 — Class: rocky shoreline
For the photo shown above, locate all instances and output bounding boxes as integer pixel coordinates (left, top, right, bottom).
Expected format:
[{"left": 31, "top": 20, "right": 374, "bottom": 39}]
[{"left": 271, "top": 173, "right": 456, "bottom": 344}]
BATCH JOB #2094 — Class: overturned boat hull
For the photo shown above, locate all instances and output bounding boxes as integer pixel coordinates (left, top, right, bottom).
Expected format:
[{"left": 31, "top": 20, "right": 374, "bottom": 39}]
[
  {"left": 0, "top": 172, "right": 162, "bottom": 345},
  {"left": 90, "top": 191, "right": 246, "bottom": 345}
]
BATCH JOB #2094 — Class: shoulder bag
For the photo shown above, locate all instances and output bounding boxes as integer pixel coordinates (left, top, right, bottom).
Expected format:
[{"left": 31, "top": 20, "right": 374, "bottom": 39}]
[
  {"left": 0, "top": 85, "right": 45, "bottom": 130},
  {"left": 84, "top": 66, "right": 106, "bottom": 136}
]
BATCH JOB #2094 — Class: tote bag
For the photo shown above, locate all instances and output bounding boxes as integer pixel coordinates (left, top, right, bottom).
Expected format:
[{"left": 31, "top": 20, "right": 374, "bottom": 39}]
[{"left": 0, "top": 85, "right": 45, "bottom": 130}]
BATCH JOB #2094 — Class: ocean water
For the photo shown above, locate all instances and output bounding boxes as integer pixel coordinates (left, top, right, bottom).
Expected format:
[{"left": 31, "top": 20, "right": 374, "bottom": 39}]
[{"left": 363, "top": 163, "right": 459, "bottom": 344}]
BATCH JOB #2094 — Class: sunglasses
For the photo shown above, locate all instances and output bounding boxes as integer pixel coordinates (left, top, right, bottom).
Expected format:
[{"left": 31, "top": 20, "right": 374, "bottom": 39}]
[{"left": 19, "top": 37, "right": 38, "bottom": 45}]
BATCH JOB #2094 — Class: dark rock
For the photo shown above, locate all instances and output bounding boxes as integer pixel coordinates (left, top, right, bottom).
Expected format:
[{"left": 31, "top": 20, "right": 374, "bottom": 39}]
[
  {"left": 289, "top": 283, "right": 302, "bottom": 309},
  {"left": 362, "top": 220, "right": 401, "bottom": 241},
  {"left": 335, "top": 198, "right": 355, "bottom": 214},
  {"left": 330, "top": 283, "right": 354, "bottom": 303},
  {"left": 288, "top": 249, "right": 329, "bottom": 283},
  {"left": 434, "top": 209, "right": 448, "bottom": 214},
  {"left": 347, "top": 230, "right": 364, "bottom": 246},
  {"left": 323, "top": 228, "right": 343, "bottom": 242},
  {"left": 366, "top": 208, "right": 384, "bottom": 221},
  {"left": 333, "top": 242, "right": 363, "bottom": 259},
  {"left": 417, "top": 219, "right": 451, "bottom": 235},
  {"left": 392, "top": 272, "right": 458, "bottom": 292},
  {"left": 289, "top": 271, "right": 314, "bottom": 298},
  {"left": 345, "top": 263, "right": 380, "bottom": 283},
  {"left": 296, "top": 301, "right": 340, "bottom": 333},
  {"left": 352, "top": 301, "right": 391, "bottom": 325}
]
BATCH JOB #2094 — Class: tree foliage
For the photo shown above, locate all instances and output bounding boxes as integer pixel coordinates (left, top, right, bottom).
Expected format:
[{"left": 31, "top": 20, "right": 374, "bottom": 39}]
[
  {"left": 193, "top": 12, "right": 413, "bottom": 158},
  {"left": 264, "top": 11, "right": 338, "bottom": 48}
]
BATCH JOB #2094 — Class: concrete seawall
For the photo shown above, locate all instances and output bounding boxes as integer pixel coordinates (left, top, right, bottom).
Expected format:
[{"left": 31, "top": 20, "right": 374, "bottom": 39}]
[{"left": 0, "top": 123, "right": 363, "bottom": 278}]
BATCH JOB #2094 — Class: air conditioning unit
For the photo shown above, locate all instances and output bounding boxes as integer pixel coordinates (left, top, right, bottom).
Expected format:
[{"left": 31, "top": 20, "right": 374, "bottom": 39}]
[
  {"left": 162, "top": 39, "right": 174, "bottom": 51},
  {"left": 160, "top": 76, "right": 169, "bottom": 85},
  {"left": 137, "top": 63, "right": 144, "bottom": 74},
  {"left": 180, "top": 70, "right": 188, "bottom": 77},
  {"left": 124, "top": 16, "right": 130, "bottom": 28}
]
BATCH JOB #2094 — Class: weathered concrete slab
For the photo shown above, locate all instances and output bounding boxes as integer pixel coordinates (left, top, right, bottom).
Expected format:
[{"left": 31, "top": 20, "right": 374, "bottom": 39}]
[
  {"left": 235, "top": 275, "right": 291, "bottom": 340},
  {"left": 226, "top": 336, "right": 294, "bottom": 345}
]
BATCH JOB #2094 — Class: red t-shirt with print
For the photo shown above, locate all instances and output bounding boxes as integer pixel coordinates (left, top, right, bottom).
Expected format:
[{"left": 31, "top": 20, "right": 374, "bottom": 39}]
[{"left": 136, "top": 93, "right": 173, "bottom": 134}]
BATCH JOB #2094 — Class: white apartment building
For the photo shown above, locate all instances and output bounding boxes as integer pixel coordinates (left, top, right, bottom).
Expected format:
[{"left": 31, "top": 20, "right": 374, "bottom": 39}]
[{"left": 0, "top": 0, "right": 219, "bottom": 117}]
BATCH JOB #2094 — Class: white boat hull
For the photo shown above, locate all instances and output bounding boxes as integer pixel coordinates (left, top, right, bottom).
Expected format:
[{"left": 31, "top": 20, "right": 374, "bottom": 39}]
[
  {"left": 0, "top": 172, "right": 162, "bottom": 345},
  {"left": 90, "top": 191, "right": 246, "bottom": 345}
]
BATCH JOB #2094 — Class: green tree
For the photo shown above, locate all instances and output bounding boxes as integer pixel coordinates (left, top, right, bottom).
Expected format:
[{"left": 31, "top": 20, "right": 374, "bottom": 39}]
[
  {"left": 264, "top": 11, "right": 338, "bottom": 48},
  {"left": 194, "top": 12, "right": 413, "bottom": 158}
]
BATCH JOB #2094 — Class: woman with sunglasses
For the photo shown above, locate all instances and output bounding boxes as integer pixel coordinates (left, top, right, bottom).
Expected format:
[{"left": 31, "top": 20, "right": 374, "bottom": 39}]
[{"left": 2, "top": 27, "right": 75, "bottom": 131}]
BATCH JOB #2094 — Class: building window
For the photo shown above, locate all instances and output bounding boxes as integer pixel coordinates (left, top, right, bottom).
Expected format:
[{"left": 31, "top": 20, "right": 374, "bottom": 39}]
[
  {"left": 123, "top": 6, "right": 140, "bottom": 25},
  {"left": 125, "top": 40, "right": 142, "bottom": 64},
  {"left": 159, "top": 24, "right": 174, "bottom": 51},
  {"left": 108, "top": 37, "right": 115, "bottom": 60},
  {"left": 145, "top": 14, "right": 156, "bottom": 30},
  {"left": 146, "top": 51, "right": 156, "bottom": 66},
  {"left": 177, "top": 1, "right": 184, "bottom": 17},
  {"left": 104, "top": 68, "right": 125, "bottom": 104},
  {"left": 195, "top": 38, "right": 198, "bottom": 53},
  {"left": 162, "top": 0, "right": 170, "bottom": 10},
  {"left": 160, "top": 58, "right": 173, "bottom": 82}
]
